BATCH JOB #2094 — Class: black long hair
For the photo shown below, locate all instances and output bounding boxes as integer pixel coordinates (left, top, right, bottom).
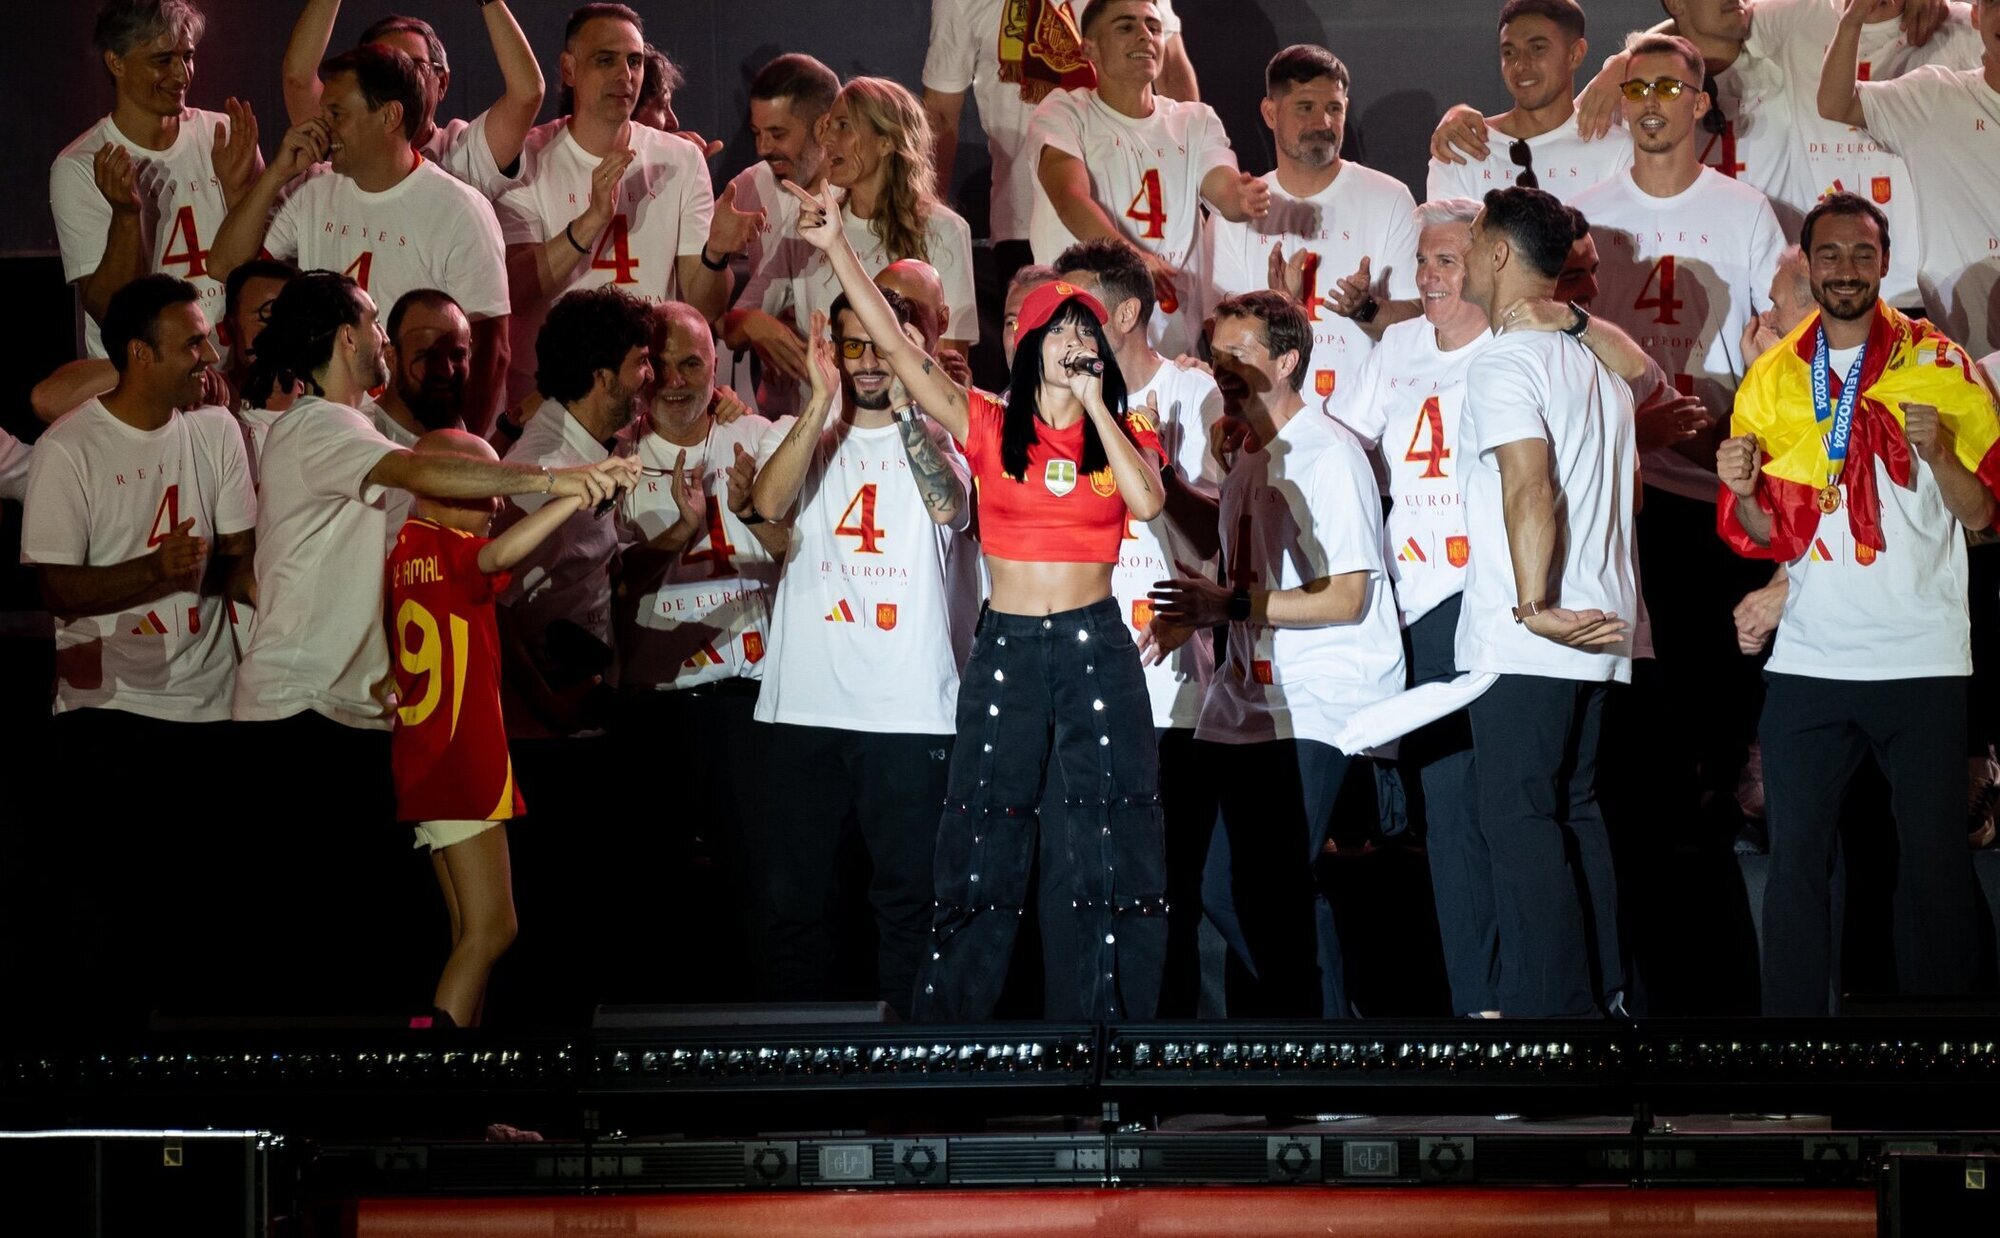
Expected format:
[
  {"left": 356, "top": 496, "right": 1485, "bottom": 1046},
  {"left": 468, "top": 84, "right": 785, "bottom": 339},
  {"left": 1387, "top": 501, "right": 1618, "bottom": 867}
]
[
  {"left": 1001, "top": 299, "right": 1129, "bottom": 481},
  {"left": 243, "top": 271, "right": 367, "bottom": 402}
]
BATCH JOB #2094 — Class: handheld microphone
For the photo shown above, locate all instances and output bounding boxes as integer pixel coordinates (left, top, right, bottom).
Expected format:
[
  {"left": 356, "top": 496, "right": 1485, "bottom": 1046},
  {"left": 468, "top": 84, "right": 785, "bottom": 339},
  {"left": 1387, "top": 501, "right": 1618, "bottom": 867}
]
[{"left": 1066, "top": 355, "right": 1105, "bottom": 378}]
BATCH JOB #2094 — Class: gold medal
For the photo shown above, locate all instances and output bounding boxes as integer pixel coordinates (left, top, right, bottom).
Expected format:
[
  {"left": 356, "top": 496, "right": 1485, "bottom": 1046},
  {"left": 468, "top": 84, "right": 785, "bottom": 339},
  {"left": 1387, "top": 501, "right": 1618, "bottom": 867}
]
[{"left": 1817, "top": 484, "right": 1842, "bottom": 515}]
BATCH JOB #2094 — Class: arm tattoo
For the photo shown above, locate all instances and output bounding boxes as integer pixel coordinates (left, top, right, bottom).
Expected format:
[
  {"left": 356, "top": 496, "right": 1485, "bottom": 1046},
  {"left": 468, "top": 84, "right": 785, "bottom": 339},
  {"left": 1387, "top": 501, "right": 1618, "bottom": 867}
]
[{"left": 898, "top": 415, "right": 966, "bottom": 520}]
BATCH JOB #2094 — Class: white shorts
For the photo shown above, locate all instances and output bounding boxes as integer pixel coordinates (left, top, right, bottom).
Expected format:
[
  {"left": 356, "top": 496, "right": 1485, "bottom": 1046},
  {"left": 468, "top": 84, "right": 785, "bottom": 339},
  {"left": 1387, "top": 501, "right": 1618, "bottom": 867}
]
[{"left": 413, "top": 819, "right": 503, "bottom": 851}]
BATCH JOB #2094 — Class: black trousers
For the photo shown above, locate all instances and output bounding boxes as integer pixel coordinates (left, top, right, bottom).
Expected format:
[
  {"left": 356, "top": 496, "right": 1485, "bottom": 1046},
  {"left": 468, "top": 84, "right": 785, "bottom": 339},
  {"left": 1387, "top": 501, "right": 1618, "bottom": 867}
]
[
  {"left": 1635, "top": 487, "right": 1770, "bottom": 825},
  {"left": 1157, "top": 726, "right": 1221, "bottom": 1018},
  {"left": 614, "top": 680, "right": 762, "bottom": 1001},
  {"left": 1469, "top": 674, "right": 1620, "bottom": 1018},
  {"left": 747, "top": 721, "right": 949, "bottom": 1017},
  {"left": 1759, "top": 673, "right": 1977, "bottom": 1015},
  {"left": 1401, "top": 595, "right": 1498, "bottom": 1015},
  {"left": 1203, "top": 736, "right": 1352, "bottom": 1017},
  {"left": 916, "top": 599, "right": 1165, "bottom": 1021}
]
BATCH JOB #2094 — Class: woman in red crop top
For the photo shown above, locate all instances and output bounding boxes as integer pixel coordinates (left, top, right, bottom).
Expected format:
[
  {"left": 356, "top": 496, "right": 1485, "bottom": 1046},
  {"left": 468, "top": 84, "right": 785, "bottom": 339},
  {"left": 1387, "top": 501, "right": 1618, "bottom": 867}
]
[{"left": 788, "top": 180, "right": 1170, "bottom": 1021}]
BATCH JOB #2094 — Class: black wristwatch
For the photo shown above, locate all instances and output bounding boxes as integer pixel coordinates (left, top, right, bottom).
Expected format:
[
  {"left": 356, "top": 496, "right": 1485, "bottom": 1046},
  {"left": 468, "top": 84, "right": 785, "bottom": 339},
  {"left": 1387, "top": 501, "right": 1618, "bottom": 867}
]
[
  {"left": 1563, "top": 301, "right": 1592, "bottom": 338},
  {"left": 1351, "top": 296, "right": 1380, "bottom": 324},
  {"left": 699, "top": 246, "right": 730, "bottom": 272},
  {"left": 1226, "top": 586, "right": 1252, "bottom": 623}
]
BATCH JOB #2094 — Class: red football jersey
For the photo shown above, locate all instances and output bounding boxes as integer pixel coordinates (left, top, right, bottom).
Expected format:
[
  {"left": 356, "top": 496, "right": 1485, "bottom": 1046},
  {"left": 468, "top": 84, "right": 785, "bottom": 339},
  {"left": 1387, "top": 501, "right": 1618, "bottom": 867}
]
[
  {"left": 957, "top": 389, "right": 1164, "bottom": 563},
  {"left": 387, "top": 519, "right": 524, "bottom": 824}
]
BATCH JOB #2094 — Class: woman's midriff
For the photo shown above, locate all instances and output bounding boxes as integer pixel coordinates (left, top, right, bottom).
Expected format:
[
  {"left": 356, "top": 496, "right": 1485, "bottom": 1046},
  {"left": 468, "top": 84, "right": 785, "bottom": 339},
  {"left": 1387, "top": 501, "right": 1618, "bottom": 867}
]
[{"left": 985, "top": 555, "right": 1115, "bottom": 616}]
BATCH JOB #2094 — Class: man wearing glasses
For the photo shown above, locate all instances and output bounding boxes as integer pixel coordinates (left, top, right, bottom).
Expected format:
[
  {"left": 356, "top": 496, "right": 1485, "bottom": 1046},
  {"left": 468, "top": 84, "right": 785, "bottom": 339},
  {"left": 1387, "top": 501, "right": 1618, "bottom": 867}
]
[
  {"left": 1426, "top": 0, "right": 1632, "bottom": 206},
  {"left": 745, "top": 290, "right": 976, "bottom": 1017},
  {"left": 1569, "top": 34, "right": 1786, "bottom": 855}
]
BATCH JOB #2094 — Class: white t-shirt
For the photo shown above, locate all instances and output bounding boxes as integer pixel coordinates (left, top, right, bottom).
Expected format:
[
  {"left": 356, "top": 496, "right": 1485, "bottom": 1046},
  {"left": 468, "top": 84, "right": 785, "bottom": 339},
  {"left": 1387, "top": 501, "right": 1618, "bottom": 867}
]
[
  {"left": 1195, "top": 409, "right": 1405, "bottom": 748},
  {"left": 752, "top": 414, "right": 975, "bottom": 734},
  {"left": 1209, "top": 164, "right": 1420, "bottom": 416},
  {"left": 1859, "top": 66, "right": 2000, "bottom": 357},
  {"left": 233, "top": 396, "right": 401, "bottom": 728},
  {"left": 744, "top": 187, "right": 978, "bottom": 418},
  {"left": 421, "top": 111, "right": 516, "bottom": 200},
  {"left": 1455, "top": 330, "right": 1638, "bottom": 683},
  {"left": 1115, "top": 361, "right": 1224, "bottom": 728},
  {"left": 1335, "top": 318, "right": 1493, "bottom": 627},
  {"left": 0, "top": 429, "right": 31, "bottom": 502},
  {"left": 497, "top": 121, "right": 714, "bottom": 399},
  {"left": 266, "top": 159, "right": 510, "bottom": 324},
  {"left": 1767, "top": 345, "right": 1979, "bottom": 680},
  {"left": 1425, "top": 112, "right": 1632, "bottom": 206},
  {"left": 20, "top": 401, "right": 255, "bottom": 722},
  {"left": 1706, "top": 48, "right": 1804, "bottom": 232},
  {"left": 496, "top": 403, "right": 621, "bottom": 732},
  {"left": 724, "top": 159, "right": 806, "bottom": 417},
  {"left": 51, "top": 109, "right": 235, "bottom": 357},
  {"left": 361, "top": 397, "right": 420, "bottom": 546},
  {"left": 1027, "top": 87, "right": 1237, "bottom": 359},
  {"left": 1569, "top": 167, "right": 1785, "bottom": 501},
  {"left": 1748, "top": 0, "right": 1986, "bottom": 307},
  {"left": 921, "top": 0, "right": 1181, "bottom": 241},
  {"left": 620, "top": 416, "right": 781, "bottom": 690}
]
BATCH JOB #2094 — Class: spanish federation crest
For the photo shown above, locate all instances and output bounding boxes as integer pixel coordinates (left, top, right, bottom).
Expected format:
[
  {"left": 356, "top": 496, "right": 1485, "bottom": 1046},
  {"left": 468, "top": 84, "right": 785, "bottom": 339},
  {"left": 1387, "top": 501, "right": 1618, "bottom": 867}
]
[
  {"left": 1315, "top": 370, "right": 1336, "bottom": 398},
  {"left": 1446, "top": 536, "right": 1469, "bottom": 567},
  {"left": 1044, "top": 459, "right": 1076, "bottom": 496}
]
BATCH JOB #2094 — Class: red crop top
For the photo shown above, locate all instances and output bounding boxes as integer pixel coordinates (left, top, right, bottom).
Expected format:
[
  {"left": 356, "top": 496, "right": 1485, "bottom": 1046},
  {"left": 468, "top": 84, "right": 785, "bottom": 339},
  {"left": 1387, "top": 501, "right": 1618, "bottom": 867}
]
[{"left": 956, "top": 389, "right": 1164, "bottom": 564}]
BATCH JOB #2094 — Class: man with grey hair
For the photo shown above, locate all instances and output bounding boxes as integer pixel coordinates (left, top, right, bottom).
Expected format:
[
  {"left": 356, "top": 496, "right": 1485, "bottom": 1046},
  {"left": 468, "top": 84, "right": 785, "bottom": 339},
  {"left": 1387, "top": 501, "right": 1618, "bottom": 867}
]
[
  {"left": 50, "top": 0, "right": 261, "bottom": 358},
  {"left": 1208, "top": 44, "right": 1420, "bottom": 415}
]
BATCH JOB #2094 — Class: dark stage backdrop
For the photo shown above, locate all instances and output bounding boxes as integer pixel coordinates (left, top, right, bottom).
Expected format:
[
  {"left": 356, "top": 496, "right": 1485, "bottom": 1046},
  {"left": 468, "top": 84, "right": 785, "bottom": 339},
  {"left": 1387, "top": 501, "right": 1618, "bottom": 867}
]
[{"left": 11, "top": 0, "right": 1669, "bottom": 257}]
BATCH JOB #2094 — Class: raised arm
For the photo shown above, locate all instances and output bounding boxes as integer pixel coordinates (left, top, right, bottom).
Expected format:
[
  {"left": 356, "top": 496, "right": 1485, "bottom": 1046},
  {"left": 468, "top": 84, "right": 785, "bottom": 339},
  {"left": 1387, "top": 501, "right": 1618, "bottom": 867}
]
[
  {"left": 368, "top": 446, "right": 634, "bottom": 502},
  {"left": 1156, "top": 33, "right": 1200, "bottom": 102},
  {"left": 784, "top": 181, "right": 970, "bottom": 442},
  {"left": 280, "top": 0, "right": 340, "bottom": 126},
  {"left": 474, "top": 0, "right": 545, "bottom": 172},
  {"left": 1818, "top": 0, "right": 1870, "bottom": 128},
  {"left": 75, "top": 147, "right": 147, "bottom": 326},
  {"left": 477, "top": 493, "right": 585, "bottom": 574},
  {"left": 209, "top": 117, "right": 328, "bottom": 284},
  {"left": 752, "top": 313, "right": 839, "bottom": 521},
  {"left": 921, "top": 88, "right": 967, "bottom": 208},
  {"left": 507, "top": 147, "right": 634, "bottom": 306}
]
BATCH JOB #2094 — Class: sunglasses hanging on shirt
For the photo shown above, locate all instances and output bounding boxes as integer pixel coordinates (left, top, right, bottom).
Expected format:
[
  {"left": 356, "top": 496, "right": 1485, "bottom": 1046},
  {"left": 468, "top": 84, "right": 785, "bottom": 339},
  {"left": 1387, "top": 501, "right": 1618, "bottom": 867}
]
[{"left": 1508, "top": 138, "right": 1539, "bottom": 189}]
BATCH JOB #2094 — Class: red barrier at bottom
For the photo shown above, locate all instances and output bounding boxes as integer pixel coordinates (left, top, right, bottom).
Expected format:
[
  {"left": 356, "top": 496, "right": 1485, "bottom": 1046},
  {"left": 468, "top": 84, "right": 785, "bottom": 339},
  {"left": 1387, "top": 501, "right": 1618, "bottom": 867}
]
[{"left": 352, "top": 1187, "right": 1874, "bottom": 1238}]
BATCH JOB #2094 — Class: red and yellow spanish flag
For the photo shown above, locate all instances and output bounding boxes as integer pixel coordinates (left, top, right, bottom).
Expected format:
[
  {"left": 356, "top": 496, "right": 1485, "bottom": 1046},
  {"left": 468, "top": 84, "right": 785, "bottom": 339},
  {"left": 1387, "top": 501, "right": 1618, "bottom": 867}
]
[
  {"left": 997, "top": 0, "right": 1096, "bottom": 105},
  {"left": 1718, "top": 304, "right": 2000, "bottom": 561}
]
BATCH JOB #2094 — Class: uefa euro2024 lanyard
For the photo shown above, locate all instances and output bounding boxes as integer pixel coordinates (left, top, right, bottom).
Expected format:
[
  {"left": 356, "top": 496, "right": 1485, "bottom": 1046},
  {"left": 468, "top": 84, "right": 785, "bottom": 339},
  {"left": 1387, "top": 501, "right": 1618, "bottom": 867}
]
[{"left": 1811, "top": 326, "right": 1866, "bottom": 516}]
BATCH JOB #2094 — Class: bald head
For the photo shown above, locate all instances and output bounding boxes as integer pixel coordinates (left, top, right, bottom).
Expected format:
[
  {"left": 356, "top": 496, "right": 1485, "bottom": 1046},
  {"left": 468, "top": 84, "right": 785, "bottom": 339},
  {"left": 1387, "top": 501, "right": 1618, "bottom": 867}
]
[
  {"left": 413, "top": 427, "right": 498, "bottom": 462},
  {"left": 874, "top": 259, "right": 946, "bottom": 349},
  {"left": 646, "top": 300, "right": 718, "bottom": 430}
]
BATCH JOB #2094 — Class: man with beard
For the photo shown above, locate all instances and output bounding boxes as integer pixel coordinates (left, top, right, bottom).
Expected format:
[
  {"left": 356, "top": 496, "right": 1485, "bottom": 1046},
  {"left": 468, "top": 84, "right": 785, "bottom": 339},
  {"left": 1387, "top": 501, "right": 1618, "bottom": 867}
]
[
  {"left": 1208, "top": 45, "right": 1420, "bottom": 413},
  {"left": 208, "top": 45, "right": 512, "bottom": 429},
  {"left": 232, "top": 271, "right": 629, "bottom": 1013},
  {"left": 20, "top": 275, "right": 255, "bottom": 1022},
  {"left": 492, "top": 285, "right": 654, "bottom": 1018},
  {"left": 363, "top": 290, "right": 475, "bottom": 546},
  {"left": 720, "top": 53, "right": 841, "bottom": 418},
  {"left": 1426, "top": 1, "right": 1631, "bottom": 205},
  {"left": 614, "top": 301, "right": 785, "bottom": 996},
  {"left": 747, "top": 291, "right": 976, "bottom": 1015},
  {"left": 1718, "top": 192, "right": 2000, "bottom": 1014}
]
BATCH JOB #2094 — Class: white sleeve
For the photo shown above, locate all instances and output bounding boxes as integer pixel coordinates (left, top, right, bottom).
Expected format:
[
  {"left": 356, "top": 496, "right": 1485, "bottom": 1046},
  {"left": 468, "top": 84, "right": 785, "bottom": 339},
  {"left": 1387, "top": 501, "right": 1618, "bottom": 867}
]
[
  {"left": 1302, "top": 441, "right": 1384, "bottom": 581},
  {"left": 1205, "top": 215, "right": 1256, "bottom": 297},
  {"left": 1155, "top": 0, "right": 1184, "bottom": 34},
  {"left": 935, "top": 210, "right": 980, "bottom": 344},
  {"left": 201, "top": 411, "right": 259, "bottom": 537},
  {"left": 921, "top": 0, "right": 978, "bottom": 94},
  {"left": 1746, "top": 196, "right": 1786, "bottom": 316},
  {"left": 50, "top": 152, "right": 112, "bottom": 284},
  {"left": 1375, "top": 183, "right": 1422, "bottom": 300},
  {"left": 676, "top": 146, "right": 715, "bottom": 259},
  {"left": 495, "top": 177, "right": 547, "bottom": 246},
  {"left": 1855, "top": 73, "right": 1937, "bottom": 156},
  {"left": 438, "top": 111, "right": 512, "bottom": 197},
  {"left": 0, "top": 430, "right": 30, "bottom": 503},
  {"left": 1743, "top": 0, "right": 1812, "bottom": 60},
  {"left": 18, "top": 439, "right": 88, "bottom": 566},
  {"left": 1424, "top": 158, "right": 1470, "bottom": 208},
  {"left": 1464, "top": 347, "right": 1551, "bottom": 457},
  {"left": 1177, "top": 377, "right": 1226, "bottom": 492},
  {"left": 1027, "top": 90, "right": 1087, "bottom": 161},
  {"left": 1189, "top": 106, "right": 1238, "bottom": 182},
  {"left": 1331, "top": 348, "right": 1388, "bottom": 445},
  {"left": 263, "top": 179, "right": 306, "bottom": 264},
  {"left": 444, "top": 196, "right": 513, "bottom": 321},
  {"left": 298, "top": 407, "right": 399, "bottom": 503}
]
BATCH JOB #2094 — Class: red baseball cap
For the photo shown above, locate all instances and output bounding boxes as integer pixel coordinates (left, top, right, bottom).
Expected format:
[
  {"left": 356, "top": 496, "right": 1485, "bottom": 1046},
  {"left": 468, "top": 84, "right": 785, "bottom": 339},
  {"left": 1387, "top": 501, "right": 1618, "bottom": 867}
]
[{"left": 1012, "top": 280, "right": 1109, "bottom": 346}]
